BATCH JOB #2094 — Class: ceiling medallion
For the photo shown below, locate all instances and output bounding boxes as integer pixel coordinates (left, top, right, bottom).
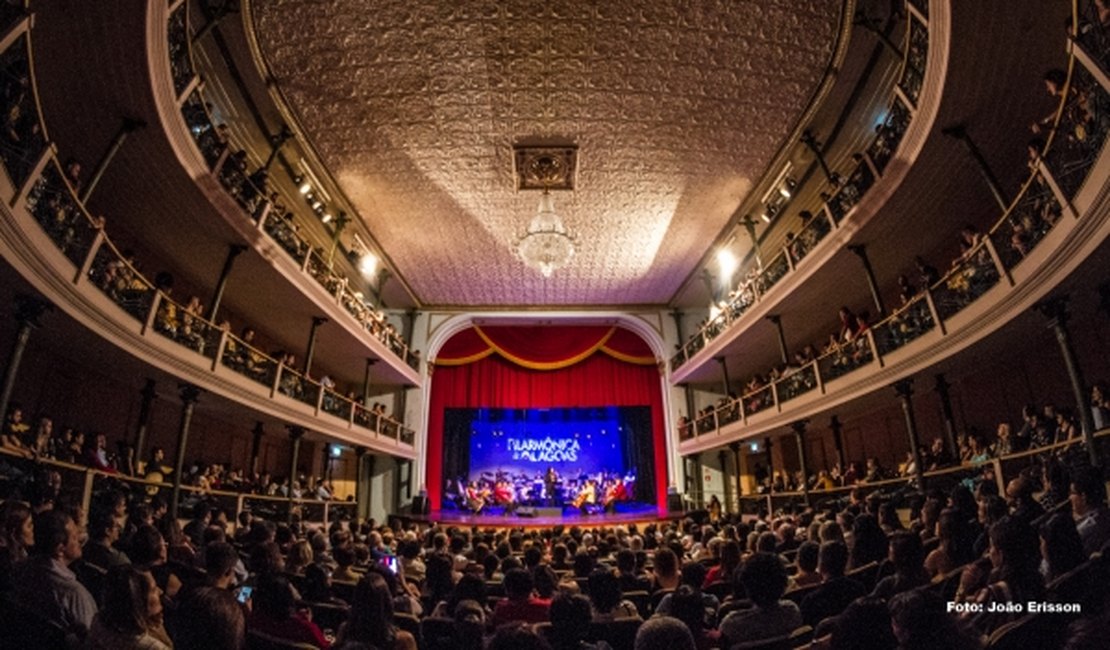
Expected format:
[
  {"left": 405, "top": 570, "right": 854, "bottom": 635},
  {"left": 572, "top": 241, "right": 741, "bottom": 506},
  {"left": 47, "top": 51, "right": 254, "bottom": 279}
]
[{"left": 513, "top": 144, "right": 578, "bottom": 277}]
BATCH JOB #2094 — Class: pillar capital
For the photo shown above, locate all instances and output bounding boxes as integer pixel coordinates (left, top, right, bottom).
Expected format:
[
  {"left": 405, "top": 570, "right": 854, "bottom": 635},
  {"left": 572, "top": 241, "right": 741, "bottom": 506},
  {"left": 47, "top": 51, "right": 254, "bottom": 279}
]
[
  {"left": 13, "top": 294, "right": 52, "bottom": 327},
  {"left": 140, "top": 378, "right": 159, "bottom": 401},
  {"left": 287, "top": 425, "right": 306, "bottom": 441},
  {"left": 1034, "top": 295, "right": 1070, "bottom": 327},
  {"left": 355, "top": 445, "right": 368, "bottom": 458},
  {"left": 178, "top": 383, "right": 202, "bottom": 404},
  {"left": 829, "top": 415, "right": 842, "bottom": 431},
  {"left": 728, "top": 441, "right": 741, "bottom": 452},
  {"left": 766, "top": 314, "right": 782, "bottom": 325},
  {"left": 846, "top": 243, "right": 868, "bottom": 258},
  {"left": 252, "top": 421, "right": 264, "bottom": 436},
  {"left": 893, "top": 378, "right": 914, "bottom": 399},
  {"left": 933, "top": 373, "right": 950, "bottom": 392},
  {"left": 791, "top": 419, "right": 809, "bottom": 437},
  {"left": 311, "top": 316, "right": 329, "bottom": 328}
]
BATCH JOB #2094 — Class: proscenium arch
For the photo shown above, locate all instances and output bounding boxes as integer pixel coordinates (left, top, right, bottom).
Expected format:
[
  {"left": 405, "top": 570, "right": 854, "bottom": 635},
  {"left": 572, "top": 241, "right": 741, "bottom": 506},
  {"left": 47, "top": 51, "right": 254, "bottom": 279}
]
[{"left": 415, "top": 312, "right": 678, "bottom": 503}]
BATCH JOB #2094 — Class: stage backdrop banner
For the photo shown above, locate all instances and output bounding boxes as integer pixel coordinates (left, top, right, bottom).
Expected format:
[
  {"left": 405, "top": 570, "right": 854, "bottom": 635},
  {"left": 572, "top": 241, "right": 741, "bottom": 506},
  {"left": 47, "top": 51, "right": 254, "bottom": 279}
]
[{"left": 427, "top": 325, "right": 666, "bottom": 514}]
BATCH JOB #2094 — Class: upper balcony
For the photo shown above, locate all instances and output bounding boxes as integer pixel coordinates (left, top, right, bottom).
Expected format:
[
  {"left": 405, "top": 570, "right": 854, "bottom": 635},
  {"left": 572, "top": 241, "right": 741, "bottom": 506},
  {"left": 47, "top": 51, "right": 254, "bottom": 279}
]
[
  {"left": 676, "top": 0, "right": 1110, "bottom": 453},
  {"left": 0, "top": 11, "right": 416, "bottom": 457},
  {"left": 15, "top": 0, "right": 419, "bottom": 390}
]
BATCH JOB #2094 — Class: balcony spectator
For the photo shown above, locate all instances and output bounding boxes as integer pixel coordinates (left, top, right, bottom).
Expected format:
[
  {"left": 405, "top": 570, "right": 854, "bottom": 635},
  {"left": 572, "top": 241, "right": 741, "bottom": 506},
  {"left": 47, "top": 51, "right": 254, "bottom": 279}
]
[
  {"left": 1054, "top": 407, "right": 1079, "bottom": 443},
  {"left": 1, "top": 404, "right": 32, "bottom": 458},
  {"left": 1070, "top": 466, "right": 1110, "bottom": 556},
  {"left": 914, "top": 256, "right": 940, "bottom": 288},
  {"left": 1092, "top": 384, "right": 1108, "bottom": 429}
]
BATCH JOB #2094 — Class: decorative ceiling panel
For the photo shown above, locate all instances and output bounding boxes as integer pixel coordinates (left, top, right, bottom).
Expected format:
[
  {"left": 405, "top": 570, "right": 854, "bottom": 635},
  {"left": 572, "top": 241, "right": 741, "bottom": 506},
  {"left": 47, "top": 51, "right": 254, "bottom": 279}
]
[{"left": 252, "top": 0, "right": 842, "bottom": 306}]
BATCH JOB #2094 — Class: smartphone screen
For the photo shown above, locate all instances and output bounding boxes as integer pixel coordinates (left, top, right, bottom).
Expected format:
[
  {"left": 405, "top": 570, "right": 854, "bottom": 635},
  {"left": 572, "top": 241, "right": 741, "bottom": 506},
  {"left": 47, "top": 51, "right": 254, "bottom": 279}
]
[
  {"left": 379, "top": 556, "right": 399, "bottom": 574},
  {"left": 236, "top": 585, "right": 253, "bottom": 604}
]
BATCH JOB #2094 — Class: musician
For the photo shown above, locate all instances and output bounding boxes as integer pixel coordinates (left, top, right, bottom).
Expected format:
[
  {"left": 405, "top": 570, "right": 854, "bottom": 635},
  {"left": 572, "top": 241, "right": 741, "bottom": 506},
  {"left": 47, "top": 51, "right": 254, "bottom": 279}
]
[
  {"left": 466, "top": 481, "right": 488, "bottom": 514},
  {"left": 544, "top": 466, "right": 559, "bottom": 506},
  {"left": 574, "top": 479, "right": 597, "bottom": 514}
]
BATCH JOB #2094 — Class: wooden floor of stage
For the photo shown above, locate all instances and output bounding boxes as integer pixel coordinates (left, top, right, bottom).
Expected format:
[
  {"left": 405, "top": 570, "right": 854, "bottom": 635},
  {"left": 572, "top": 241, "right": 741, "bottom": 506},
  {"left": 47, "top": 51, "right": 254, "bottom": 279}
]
[{"left": 400, "top": 506, "right": 678, "bottom": 529}]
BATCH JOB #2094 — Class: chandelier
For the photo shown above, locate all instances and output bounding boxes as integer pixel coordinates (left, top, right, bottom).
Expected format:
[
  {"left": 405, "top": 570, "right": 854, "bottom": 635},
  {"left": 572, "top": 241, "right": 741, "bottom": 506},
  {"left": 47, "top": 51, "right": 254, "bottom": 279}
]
[{"left": 517, "top": 189, "right": 575, "bottom": 277}]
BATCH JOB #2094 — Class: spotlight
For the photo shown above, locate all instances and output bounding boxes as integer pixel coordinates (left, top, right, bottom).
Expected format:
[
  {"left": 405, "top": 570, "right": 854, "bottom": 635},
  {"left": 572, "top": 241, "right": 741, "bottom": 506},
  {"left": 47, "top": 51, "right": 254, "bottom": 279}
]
[
  {"left": 296, "top": 176, "right": 311, "bottom": 194},
  {"left": 716, "top": 248, "right": 737, "bottom": 279},
  {"left": 330, "top": 445, "right": 342, "bottom": 458},
  {"left": 311, "top": 200, "right": 323, "bottom": 211},
  {"left": 760, "top": 212, "right": 771, "bottom": 223},
  {"left": 321, "top": 213, "right": 333, "bottom": 224},
  {"left": 359, "top": 252, "right": 379, "bottom": 276}
]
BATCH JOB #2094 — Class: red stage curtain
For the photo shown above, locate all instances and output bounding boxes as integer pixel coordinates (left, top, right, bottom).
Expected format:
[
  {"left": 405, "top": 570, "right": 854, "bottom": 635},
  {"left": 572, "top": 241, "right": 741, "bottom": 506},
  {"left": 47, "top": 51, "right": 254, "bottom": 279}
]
[{"left": 427, "top": 326, "right": 667, "bottom": 514}]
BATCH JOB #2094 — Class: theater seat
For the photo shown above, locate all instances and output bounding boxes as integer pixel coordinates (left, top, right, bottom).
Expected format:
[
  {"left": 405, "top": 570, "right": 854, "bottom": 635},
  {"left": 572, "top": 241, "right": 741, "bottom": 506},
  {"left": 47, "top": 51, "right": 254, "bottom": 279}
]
[
  {"left": 986, "top": 613, "right": 1070, "bottom": 650},
  {"left": 422, "top": 616, "right": 458, "bottom": 650},
  {"left": 0, "top": 595, "right": 68, "bottom": 650},
  {"left": 246, "top": 630, "right": 319, "bottom": 650},
  {"left": 587, "top": 618, "right": 642, "bottom": 650},
  {"left": 395, "top": 611, "right": 424, "bottom": 647},
  {"left": 622, "top": 590, "right": 652, "bottom": 618}
]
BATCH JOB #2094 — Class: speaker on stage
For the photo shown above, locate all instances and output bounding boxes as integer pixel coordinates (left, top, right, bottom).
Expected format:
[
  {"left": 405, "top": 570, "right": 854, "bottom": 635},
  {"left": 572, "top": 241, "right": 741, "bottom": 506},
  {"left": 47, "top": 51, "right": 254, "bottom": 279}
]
[{"left": 411, "top": 496, "right": 429, "bottom": 515}]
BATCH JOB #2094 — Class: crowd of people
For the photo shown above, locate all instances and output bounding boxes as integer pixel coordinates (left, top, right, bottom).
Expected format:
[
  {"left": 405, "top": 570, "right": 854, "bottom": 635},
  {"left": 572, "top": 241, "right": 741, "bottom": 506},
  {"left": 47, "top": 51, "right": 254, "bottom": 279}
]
[
  {"left": 0, "top": 403, "right": 347, "bottom": 503},
  {"left": 0, "top": 438, "right": 1108, "bottom": 650}
]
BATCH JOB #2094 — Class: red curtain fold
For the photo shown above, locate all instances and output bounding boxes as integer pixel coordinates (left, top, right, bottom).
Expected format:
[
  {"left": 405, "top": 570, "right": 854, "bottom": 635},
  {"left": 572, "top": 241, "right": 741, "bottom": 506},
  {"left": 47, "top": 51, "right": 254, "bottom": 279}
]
[{"left": 427, "top": 326, "right": 667, "bottom": 515}]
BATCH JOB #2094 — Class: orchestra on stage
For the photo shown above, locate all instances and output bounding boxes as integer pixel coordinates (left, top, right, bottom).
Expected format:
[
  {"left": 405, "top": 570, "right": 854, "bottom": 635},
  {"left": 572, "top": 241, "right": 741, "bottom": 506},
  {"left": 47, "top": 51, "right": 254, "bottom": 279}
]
[{"left": 449, "top": 466, "right": 637, "bottom": 515}]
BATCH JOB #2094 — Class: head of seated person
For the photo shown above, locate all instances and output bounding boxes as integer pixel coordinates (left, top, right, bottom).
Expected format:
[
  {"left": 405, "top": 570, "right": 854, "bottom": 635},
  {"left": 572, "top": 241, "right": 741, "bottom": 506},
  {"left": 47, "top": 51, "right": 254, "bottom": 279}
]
[
  {"left": 828, "top": 596, "right": 897, "bottom": 649},
  {"left": 503, "top": 567, "right": 535, "bottom": 603},
  {"left": 172, "top": 586, "right": 245, "bottom": 650},
  {"left": 203, "top": 541, "right": 238, "bottom": 590},
  {"left": 889, "top": 590, "right": 979, "bottom": 650},
  {"left": 740, "top": 552, "right": 789, "bottom": 609},
  {"left": 818, "top": 540, "right": 849, "bottom": 580},
  {"left": 549, "top": 592, "right": 592, "bottom": 647},
  {"left": 634, "top": 615, "right": 695, "bottom": 650}
]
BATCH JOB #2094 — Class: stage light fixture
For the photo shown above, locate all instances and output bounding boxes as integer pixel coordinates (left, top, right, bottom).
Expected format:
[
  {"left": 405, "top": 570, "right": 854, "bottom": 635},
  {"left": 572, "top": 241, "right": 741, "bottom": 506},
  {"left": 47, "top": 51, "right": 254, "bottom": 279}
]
[
  {"left": 359, "top": 252, "right": 379, "bottom": 276},
  {"left": 321, "top": 212, "right": 333, "bottom": 224},
  {"left": 716, "top": 248, "right": 738, "bottom": 280}
]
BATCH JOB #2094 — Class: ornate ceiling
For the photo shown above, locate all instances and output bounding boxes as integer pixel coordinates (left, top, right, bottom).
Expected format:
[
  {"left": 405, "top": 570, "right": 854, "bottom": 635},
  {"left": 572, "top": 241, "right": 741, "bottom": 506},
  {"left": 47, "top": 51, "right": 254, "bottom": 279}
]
[{"left": 252, "top": 1, "right": 843, "bottom": 306}]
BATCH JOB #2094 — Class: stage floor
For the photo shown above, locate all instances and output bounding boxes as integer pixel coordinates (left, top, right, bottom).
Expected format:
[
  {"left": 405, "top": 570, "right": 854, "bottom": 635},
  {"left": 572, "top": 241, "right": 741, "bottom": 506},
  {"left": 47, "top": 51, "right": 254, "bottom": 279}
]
[{"left": 406, "top": 503, "right": 673, "bottom": 529}]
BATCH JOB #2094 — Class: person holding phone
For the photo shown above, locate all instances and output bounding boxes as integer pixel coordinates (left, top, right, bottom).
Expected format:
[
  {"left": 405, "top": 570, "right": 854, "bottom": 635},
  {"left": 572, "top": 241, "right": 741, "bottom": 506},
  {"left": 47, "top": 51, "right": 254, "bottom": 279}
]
[{"left": 247, "top": 573, "right": 330, "bottom": 649}]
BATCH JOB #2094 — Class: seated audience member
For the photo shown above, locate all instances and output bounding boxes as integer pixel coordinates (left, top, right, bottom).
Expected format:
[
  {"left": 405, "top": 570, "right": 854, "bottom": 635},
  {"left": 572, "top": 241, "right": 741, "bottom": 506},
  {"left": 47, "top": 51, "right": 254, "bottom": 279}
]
[
  {"left": 922, "top": 508, "right": 975, "bottom": 579},
  {"left": 669, "top": 584, "right": 720, "bottom": 650},
  {"left": 182, "top": 502, "right": 211, "bottom": 549},
  {"left": 84, "top": 507, "right": 130, "bottom": 569},
  {"left": 488, "top": 622, "right": 554, "bottom": 650},
  {"left": 703, "top": 540, "right": 740, "bottom": 587},
  {"left": 616, "top": 548, "right": 651, "bottom": 592},
  {"left": 965, "top": 517, "right": 1044, "bottom": 633},
  {"left": 549, "top": 592, "right": 605, "bottom": 650},
  {"left": 13, "top": 510, "right": 98, "bottom": 635},
  {"left": 334, "top": 572, "right": 417, "bottom": 650},
  {"left": 1005, "top": 475, "right": 1045, "bottom": 524},
  {"left": 249, "top": 573, "right": 330, "bottom": 649},
  {"left": 171, "top": 586, "right": 245, "bottom": 650},
  {"left": 201, "top": 541, "right": 239, "bottom": 591},
  {"left": 0, "top": 500, "right": 33, "bottom": 589},
  {"left": 827, "top": 596, "right": 898, "bottom": 650},
  {"left": 1070, "top": 466, "right": 1110, "bottom": 556},
  {"left": 491, "top": 567, "right": 551, "bottom": 626},
  {"left": 651, "top": 547, "right": 681, "bottom": 592},
  {"left": 719, "top": 552, "right": 801, "bottom": 645},
  {"left": 791, "top": 541, "right": 822, "bottom": 589},
  {"left": 889, "top": 590, "right": 980, "bottom": 650},
  {"left": 871, "top": 530, "right": 928, "bottom": 598},
  {"left": 286, "top": 538, "right": 313, "bottom": 576},
  {"left": 588, "top": 567, "right": 641, "bottom": 621},
  {"left": 431, "top": 573, "right": 487, "bottom": 619},
  {"left": 400, "top": 539, "right": 426, "bottom": 582},
  {"left": 656, "top": 561, "right": 718, "bottom": 618},
  {"left": 86, "top": 565, "right": 173, "bottom": 650},
  {"left": 635, "top": 615, "right": 696, "bottom": 650},
  {"left": 128, "top": 524, "right": 183, "bottom": 599},
  {"left": 451, "top": 599, "right": 486, "bottom": 650},
  {"left": 847, "top": 514, "right": 887, "bottom": 570},
  {"left": 799, "top": 541, "right": 864, "bottom": 628},
  {"left": 1039, "top": 513, "right": 1087, "bottom": 583},
  {"left": 332, "top": 545, "right": 359, "bottom": 582},
  {"left": 304, "top": 562, "right": 346, "bottom": 606}
]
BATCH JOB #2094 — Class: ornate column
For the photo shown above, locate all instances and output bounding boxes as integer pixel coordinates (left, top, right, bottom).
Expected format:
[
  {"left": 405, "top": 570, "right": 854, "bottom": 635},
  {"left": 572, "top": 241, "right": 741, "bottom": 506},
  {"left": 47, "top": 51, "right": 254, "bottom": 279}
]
[
  {"left": 933, "top": 374, "right": 959, "bottom": 459},
  {"left": 941, "top": 124, "right": 1010, "bottom": 211},
  {"left": 249, "top": 421, "right": 264, "bottom": 476},
  {"left": 1036, "top": 297, "right": 1099, "bottom": 466},
  {"left": 716, "top": 357, "right": 732, "bottom": 396},
  {"left": 894, "top": 379, "right": 926, "bottom": 490},
  {"left": 792, "top": 420, "right": 811, "bottom": 507},
  {"left": 287, "top": 426, "right": 306, "bottom": 522},
  {"left": 717, "top": 448, "right": 732, "bottom": 516},
  {"left": 206, "top": 244, "right": 247, "bottom": 321},
  {"left": 133, "top": 379, "right": 159, "bottom": 466},
  {"left": 303, "top": 316, "right": 328, "bottom": 376},
  {"left": 830, "top": 415, "right": 846, "bottom": 470},
  {"left": 731, "top": 442, "right": 744, "bottom": 505},
  {"left": 169, "top": 384, "right": 202, "bottom": 520},
  {"left": 362, "top": 359, "right": 377, "bottom": 407},
  {"left": 847, "top": 245, "right": 886, "bottom": 318},
  {"left": 767, "top": 315, "right": 789, "bottom": 365},
  {"left": 80, "top": 117, "right": 145, "bottom": 203},
  {"left": 0, "top": 295, "right": 52, "bottom": 425}
]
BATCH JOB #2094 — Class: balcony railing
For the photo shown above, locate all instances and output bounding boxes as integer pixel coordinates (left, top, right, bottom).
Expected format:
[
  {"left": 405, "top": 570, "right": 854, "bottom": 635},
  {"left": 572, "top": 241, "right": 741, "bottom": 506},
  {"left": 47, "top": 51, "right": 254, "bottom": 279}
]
[
  {"left": 672, "top": 3, "right": 928, "bottom": 372},
  {"left": 0, "top": 19, "right": 414, "bottom": 451},
  {"left": 164, "top": 4, "right": 420, "bottom": 373},
  {"left": 678, "top": 6, "right": 1110, "bottom": 443}
]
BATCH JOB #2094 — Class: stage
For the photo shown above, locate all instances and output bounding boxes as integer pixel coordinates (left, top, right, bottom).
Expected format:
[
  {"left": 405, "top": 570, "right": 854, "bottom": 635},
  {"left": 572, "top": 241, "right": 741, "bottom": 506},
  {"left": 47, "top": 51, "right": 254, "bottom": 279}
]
[{"left": 395, "top": 502, "right": 680, "bottom": 529}]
